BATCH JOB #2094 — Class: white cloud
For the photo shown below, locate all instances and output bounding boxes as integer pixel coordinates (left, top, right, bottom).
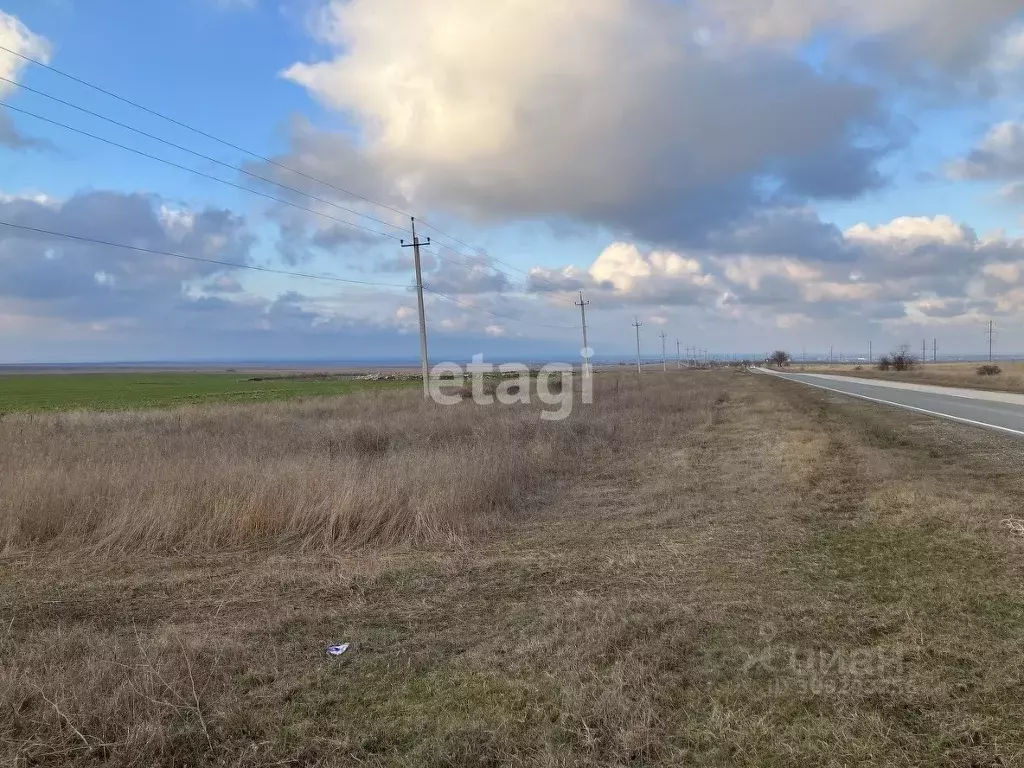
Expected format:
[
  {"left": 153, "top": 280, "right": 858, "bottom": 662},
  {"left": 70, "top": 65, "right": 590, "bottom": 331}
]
[
  {"left": 844, "top": 216, "right": 972, "bottom": 247},
  {"left": 589, "top": 243, "right": 711, "bottom": 293},
  {"left": 275, "top": 0, "right": 895, "bottom": 246},
  {"left": 0, "top": 11, "right": 51, "bottom": 148},
  {"left": 718, "top": 256, "right": 822, "bottom": 291},
  {"left": 0, "top": 11, "right": 49, "bottom": 98}
]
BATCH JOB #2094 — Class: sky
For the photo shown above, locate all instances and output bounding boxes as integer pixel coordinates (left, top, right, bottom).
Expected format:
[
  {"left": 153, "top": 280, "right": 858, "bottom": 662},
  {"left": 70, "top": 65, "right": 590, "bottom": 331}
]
[{"left": 2, "top": 0, "right": 1024, "bottom": 363}]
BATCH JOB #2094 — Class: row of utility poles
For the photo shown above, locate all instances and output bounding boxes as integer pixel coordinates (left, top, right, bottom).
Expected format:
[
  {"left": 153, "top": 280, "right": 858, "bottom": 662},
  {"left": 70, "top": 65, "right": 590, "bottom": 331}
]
[
  {"left": 403, "top": 223, "right": 712, "bottom": 398},
  {"left": 403, "top": 224, "right": 1004, "bottom": 401},
  {"left": 629, "top": 317, "right": 712, "bottom": 387},
  {"left": 817, "top": 323, "right": 998, "bottom": 367}
]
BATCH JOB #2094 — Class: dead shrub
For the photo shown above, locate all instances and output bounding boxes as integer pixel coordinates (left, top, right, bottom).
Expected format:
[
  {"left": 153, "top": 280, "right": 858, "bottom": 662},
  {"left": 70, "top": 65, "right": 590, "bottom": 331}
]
[{"left": 977, "top": 364, "right": 1002, "bottom": 376}]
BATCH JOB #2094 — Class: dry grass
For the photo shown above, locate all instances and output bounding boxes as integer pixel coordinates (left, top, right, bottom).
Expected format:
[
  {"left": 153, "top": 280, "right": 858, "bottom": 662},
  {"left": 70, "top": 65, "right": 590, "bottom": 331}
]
[
  {"left": 0, "top": 375, "right": 708, "bottom": 554},
  {"left": 794, "top": 360, "right": 1024, "bottom": 393},
  {"left": 6, "top": 370, "right": 1024, "bottom": 766}
]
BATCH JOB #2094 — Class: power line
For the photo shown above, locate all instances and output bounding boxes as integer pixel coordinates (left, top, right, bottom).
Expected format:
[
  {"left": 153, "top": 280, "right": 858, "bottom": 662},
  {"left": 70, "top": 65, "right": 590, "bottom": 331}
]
[
  {"left": 0, "top": 43, "right": 409, "bottom": 218},
  {"left": 421, "top": 285, "right": 577, "bottom": 330},
  {"left": 3, "top": 103, "right": 404, "bottom": 242},
  {"left": 0, "top": 75, "right": 409, "bottom": 236},
  {"left": 0, "top": 45, "right": 569, "bottom": 297},
  {"left": 0, "top": 220, "right": 406, "bottom": 288},
  {"left": 1, "top": 103, "right": 575, "bottom": 325},
  {"left": 419, "top": 222, "right": 569, "bottom": 295},
  {"left": 2, "top": 94, "right": 574, "bottom": 306},
  {"left": 0, "top": 74, "right": 565, "bottom": 299},
  {"left": 0, "top": 220, "right": 576, "bottom": 330}
]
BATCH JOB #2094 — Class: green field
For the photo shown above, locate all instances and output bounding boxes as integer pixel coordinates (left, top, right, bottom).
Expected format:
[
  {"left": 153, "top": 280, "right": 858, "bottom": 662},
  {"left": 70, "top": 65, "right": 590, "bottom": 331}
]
[{"left": 0, "top": 372, "right": 417, "bottom": 412}]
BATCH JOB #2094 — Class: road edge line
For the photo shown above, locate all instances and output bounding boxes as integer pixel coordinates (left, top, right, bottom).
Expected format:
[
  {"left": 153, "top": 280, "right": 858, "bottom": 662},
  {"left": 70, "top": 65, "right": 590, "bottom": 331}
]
[{"left": 756, "top": 369, "right": 1024, "bottom": 439}]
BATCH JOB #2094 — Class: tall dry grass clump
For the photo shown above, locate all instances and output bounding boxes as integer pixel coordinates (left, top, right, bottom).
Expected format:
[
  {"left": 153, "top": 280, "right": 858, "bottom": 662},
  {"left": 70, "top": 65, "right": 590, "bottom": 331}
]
[{"left": 0, "top": 375, "right": 716, "bottom": 554}]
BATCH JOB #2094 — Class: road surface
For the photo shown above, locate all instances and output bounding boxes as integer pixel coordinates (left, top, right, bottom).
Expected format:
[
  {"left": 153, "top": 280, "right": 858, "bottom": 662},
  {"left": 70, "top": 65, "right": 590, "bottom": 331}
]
[{"left": 754, "top": 368, "right": 1024, "bottom": 438}]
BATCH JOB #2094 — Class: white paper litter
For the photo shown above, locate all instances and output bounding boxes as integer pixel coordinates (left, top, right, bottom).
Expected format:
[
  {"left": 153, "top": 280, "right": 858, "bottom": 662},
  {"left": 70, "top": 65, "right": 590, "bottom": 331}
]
[
  {"left": 326, "top": 643, "right": 351, "bottom": 656},
  {"left": 1002, "top": 519, "right": 1024, "bottom": 537}
]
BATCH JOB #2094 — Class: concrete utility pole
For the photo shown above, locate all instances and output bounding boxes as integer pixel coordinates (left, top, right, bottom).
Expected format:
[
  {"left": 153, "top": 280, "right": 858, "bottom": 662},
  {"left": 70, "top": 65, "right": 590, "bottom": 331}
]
[
  {"left": 830, "top": 345, "right": 834, "bottom": 364},
  {"left": 401, "top": 217, "right": 431, "bottom": 399},
  {"left": 988, "top": 321, "right": 996, "bottom": 362},
  {"left": 869, "top": 341, "right": 872, "bottom": 364},
  {"left": 676, "top": 339, "right": 682, "bottom": 370},
  {"left": 659, "top": 331, "right": 668, "bottom": 372},
  {"left": 576, "top": 291, "right": 591, "bottom": 379},
  {"left": 922, "top": 339, "right": 927, "bottom": 365},
  {"left": 933, "top": 338, "right": 937, "bottom": 363},
  {"left": 632, "top": 318, "right": 644, "bottom": 388}
]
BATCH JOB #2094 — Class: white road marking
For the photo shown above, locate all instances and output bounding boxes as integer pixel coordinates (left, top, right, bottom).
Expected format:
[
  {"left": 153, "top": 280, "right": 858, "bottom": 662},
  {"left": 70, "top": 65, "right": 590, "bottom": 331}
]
[
  {"left": 755, "top": 369, "right": 1024, "bottom": 438},
  {"left": 782, "top": 371, "right": 1024, "bottom": 406}
]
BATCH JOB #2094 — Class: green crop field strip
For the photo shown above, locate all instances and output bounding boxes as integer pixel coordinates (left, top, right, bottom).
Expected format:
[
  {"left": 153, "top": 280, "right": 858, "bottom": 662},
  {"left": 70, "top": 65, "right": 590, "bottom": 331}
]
[{"left": 0, "top": 373, "right": 418, "bottom": 412}]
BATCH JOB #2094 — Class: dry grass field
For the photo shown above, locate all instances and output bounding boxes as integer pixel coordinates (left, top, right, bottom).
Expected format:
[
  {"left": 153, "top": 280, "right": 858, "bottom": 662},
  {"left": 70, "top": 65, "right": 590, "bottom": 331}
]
[
  {"left": 4, "top": 371, "right": 1024, "bottom": 766},
  {"left": 793, "top": 360, "right": 1024, "bottom": 393}
]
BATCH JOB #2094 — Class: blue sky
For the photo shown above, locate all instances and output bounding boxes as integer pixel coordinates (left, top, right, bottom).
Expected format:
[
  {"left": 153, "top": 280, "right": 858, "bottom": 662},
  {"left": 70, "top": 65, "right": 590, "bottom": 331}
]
[{"left": 2, "top": 0, "right": 1024, "bottom": 362}]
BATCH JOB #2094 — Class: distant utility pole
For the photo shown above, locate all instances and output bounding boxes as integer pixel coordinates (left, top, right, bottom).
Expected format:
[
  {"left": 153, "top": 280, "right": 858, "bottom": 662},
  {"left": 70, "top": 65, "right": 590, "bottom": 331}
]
[
  {"left": 659, "top": 332, "right": 668, "bottom": 372},
  {"left": 830, "top": 345, "right": 834, "bottom": 364},
  {"left": 676, "top": 339, "right": 682, "bottom": 370},
  {"left": 632, "top": 318, "right": 644, "bottom": 388},
  {"left": 576, "top": 291, "right": 591, "bottom": 379},
  {"left": 922, "top": 338, "right": 927, "bottom": 365},
  {"left": 933, "top": 338, "right": 937, "bottom": 363},
  {"left": 869, "top": 341, "right": 873, "bottom": 364},
  {"left": 988, "top": 321, "right": 996, "bottom": 363},
  {"left": 401, "top": 217, "right": 431, "bottom": 399}
]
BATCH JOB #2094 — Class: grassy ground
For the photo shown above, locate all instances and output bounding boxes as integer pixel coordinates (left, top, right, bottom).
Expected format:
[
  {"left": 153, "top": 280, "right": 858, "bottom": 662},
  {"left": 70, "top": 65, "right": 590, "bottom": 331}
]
[
  {"left": 4, "top": 371, "right": 1024, "bottom": 765},
  {"left": 793, "top": 360, "right": 1024, "bottom": 394},
  {"left": 0, "top": 373, "right": 417, "bottom": 412}
]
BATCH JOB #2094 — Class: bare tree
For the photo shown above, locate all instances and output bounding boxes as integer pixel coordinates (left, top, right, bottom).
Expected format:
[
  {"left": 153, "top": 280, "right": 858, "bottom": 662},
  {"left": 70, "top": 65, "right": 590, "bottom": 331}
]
[{"left": 769, "top": 350, "right": 792, "bottom": 368}]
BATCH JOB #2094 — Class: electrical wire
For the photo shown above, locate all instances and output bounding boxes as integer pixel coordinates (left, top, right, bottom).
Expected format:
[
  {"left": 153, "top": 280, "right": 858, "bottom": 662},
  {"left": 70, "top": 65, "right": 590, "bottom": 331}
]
[
  {"left": 0, "top": 44, "right": 409, "bottom": 217},
  {"left": 0, "top": 44, "right": 576, "bottom": 298},
  {"left": 0, "top": 220, "right": 578, "bottom": 329},
  {"left": 0, "top": 75, "right": 408, "bottom": 237},
  {"left": 2, "top": 103, "right": 404, "bottom": 242},
  {"left": 0, "top": 220, "right": 407, "bottom": 287}
]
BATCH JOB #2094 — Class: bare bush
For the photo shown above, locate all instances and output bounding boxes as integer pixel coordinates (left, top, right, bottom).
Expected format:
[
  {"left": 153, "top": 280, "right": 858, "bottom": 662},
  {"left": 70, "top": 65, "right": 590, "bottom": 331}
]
[
  {"left": 0, "top": 376, "right": 716, "bottom": 554},
  {"left": 879, "top": 345, "right": 916, "bottom": 372},
  {"left": 977, "top": 364, "right": 1002, "bottom": 376}
]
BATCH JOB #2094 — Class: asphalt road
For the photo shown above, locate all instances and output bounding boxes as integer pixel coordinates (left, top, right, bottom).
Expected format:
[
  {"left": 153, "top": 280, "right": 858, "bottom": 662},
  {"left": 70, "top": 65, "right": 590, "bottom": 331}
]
[{"left": 754, "top": 368, "right": 1024, "bottom": 438}]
